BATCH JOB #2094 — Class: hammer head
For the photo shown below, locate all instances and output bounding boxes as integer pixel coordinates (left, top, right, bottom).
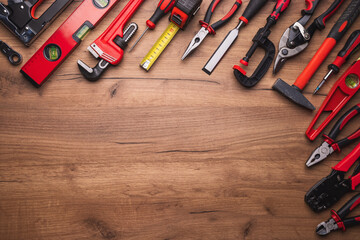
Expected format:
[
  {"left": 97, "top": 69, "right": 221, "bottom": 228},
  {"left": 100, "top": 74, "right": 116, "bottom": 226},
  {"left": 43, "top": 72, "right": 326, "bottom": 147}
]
[{"left": 272, "top": 78, "right": 315, "bottom": 110}]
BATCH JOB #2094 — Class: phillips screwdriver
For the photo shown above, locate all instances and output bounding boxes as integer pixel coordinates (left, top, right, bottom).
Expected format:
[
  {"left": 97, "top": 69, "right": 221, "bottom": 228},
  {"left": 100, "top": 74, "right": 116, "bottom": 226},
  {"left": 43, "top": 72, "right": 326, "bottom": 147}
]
[
  {"left": 128, "top": 0, "right": 176, "bottom": 51},
  {"left": 313, "top": 30, "right": 360, "bottom": 94}
]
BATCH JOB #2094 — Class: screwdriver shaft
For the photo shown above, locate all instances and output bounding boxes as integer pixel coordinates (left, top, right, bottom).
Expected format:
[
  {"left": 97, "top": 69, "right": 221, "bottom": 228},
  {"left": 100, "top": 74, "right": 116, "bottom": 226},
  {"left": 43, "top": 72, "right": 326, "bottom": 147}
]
[
  {"left": 313, "top": 69, "right": 334, "bottom": 94},
  {"left": 128, "top": 27, "right": 149, "bottom": 52}
]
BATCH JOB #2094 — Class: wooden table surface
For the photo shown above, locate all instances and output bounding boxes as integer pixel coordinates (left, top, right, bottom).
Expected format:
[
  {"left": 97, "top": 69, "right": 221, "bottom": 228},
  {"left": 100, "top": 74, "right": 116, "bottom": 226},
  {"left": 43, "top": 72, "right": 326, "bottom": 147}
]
[{"left": 1, "top": 0, "right": 359, "bottom": 239}]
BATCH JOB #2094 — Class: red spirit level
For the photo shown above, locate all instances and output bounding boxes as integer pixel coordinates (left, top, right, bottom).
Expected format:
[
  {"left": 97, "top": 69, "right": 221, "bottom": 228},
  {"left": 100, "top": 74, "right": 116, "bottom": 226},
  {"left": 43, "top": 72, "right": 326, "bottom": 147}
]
[
  {"left": 20, "top": 0, "right": 122, "bottom": 87},
  {"left": 0, "top": 0, "right": 74, "bottom": 46}
]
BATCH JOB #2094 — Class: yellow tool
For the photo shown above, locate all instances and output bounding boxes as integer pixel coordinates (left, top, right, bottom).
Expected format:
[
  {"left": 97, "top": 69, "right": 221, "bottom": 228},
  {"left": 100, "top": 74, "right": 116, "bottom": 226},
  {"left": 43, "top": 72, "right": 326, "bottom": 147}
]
[{"left": 140, "top": 0, "right": 202, "bottom": 71}]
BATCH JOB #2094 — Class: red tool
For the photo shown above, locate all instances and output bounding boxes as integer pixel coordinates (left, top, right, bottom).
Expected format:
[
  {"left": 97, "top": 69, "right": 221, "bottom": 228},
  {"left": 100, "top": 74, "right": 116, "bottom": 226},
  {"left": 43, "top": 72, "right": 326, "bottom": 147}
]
[
  {"left": 306, "top": 104, "right": 360, "bottom": 167},
  {"left": 20, "top": 0, "right": 122, "bottom": 87},
  {"left": 316, "top": 193, "right": 360, "bottom": 235},
  {"left": 314, "top": 30, "right": 360, "bottom": 94},
  {"left": 306, "top": 57, "right": 360, "bottom": 141},
  {"left": 305, "top": 143, "right": 360, "bottom": 212},
  {"left": 272, "top": 0, "right": 360, "bottom": 110},
  {"left": 77, "top": 0, "right": 144, "bottom": 81},
  {"left": 129, "top": 0, "right": 176, "bottom": 51}
]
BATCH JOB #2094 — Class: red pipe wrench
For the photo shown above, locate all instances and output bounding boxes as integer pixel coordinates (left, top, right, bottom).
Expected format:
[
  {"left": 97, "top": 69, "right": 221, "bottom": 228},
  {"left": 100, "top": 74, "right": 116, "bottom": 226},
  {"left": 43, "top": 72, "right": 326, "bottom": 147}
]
[{"left": 78, "top": 0, "right": 144, "bottom": 81}]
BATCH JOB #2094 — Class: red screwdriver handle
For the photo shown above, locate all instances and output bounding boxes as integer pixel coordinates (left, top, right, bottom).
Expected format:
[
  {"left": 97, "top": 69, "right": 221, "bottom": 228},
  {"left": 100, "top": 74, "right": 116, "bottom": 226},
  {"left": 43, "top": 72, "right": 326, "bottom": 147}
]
[
  {"left": 302, "top": 0, "right": 320, "bottom": 15},
  {"left": 330, "top": 30, "right": 360, "bottom": 73},
  {"left": 239, "top": 0, "right": 267, "bottom": 24},
  {"left": 147, "top": 0, "right": 176, "bottom": 29},
  {"left": 313, "top": 0, "right": 344, "bottom": 30},
  {"left": 270, "top": 0, "right": 291, "bottom": 21},
  {"left": 92, "top": 0, "right": 144, "bottom": 65},
  {"left": 210, "top": 0, "right": 242, "bottom": 32}
]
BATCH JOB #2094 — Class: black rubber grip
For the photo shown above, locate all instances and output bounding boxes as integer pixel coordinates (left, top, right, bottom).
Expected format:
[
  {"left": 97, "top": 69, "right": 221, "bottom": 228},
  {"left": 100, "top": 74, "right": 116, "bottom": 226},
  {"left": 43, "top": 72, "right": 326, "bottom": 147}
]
[
  {"left": 327, "top": 104, "right": 360, "bottom": 140},
  {"left": 343, "top": 217, "right": 360, "bottom": 228},
  {"left": 337, "top": 30, "right": 360, "bottom": 58},
  {"left": 336, "top": 193, "right": 360, "bottom": 219},
  {"left": 211, "top": 0, "right": 242, "bottom": 31},
  {"left": 301, "top": 0, "right": 321, "bottom": 15},
  {"left": 204, "top": 0, "right": 220, "bottom": 24},
  {"left": 327, "top": 0, "right": 360, "bottom": 42},
  {"left": 313, "top": 0, "right": 344, "bottom": 30},
  {"left": 241, "top": 0, "right": 267, "bottom": 22},
  {"left": 148, "top": 0, "right": 176, "bottom": 26}
]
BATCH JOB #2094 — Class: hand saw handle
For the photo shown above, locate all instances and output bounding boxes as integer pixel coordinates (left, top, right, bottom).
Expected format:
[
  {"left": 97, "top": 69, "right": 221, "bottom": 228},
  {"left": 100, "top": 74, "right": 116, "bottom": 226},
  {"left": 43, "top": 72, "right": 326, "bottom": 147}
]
[{"left": 92, "top": 0, "right": 144, "bottom": 65}]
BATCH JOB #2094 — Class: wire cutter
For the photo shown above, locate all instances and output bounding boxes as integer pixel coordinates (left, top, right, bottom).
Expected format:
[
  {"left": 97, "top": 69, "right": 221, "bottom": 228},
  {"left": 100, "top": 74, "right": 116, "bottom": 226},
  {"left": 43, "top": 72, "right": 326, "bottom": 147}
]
[
  {"left": 273, "top": 0, "right": 345, "bottom": 74},
  {"left": 181, "top": 0, "right": 242, "bottom": 60},
  {"left": 316, "top": 193, "right": 360, "bottom": 236},
  {"left": 306, "top": 104, "right": 360, "bottom": 167}
]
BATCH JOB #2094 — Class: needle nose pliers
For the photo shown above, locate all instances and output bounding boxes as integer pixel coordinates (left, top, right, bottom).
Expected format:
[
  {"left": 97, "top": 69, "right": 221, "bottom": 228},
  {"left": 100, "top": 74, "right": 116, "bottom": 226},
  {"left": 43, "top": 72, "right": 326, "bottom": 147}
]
[{"left": 181, "top": 0, "right": 242, "bottom": 60}]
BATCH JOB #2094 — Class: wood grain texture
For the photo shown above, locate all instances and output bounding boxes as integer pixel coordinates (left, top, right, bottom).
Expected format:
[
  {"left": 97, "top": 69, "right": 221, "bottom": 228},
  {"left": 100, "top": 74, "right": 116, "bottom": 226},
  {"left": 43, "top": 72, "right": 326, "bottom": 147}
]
[{"left": 0, "top": 0, "right": 359, "bottom": 239}]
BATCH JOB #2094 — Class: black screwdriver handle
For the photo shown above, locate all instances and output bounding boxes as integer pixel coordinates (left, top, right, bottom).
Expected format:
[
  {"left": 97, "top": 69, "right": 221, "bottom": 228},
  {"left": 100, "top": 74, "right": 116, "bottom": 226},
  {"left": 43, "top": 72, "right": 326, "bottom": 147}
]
[
  {"left": 211, "top": 0, "right": 242, "bottom": 31},
  {"left": 269, "top": 0, "right": 291, "bottom": 22},
  {"left": 240, "top": 0, "right": 267, "bottom": 24},
  {"left": 147, "top": 0, "right": 176, "bottom": 29},
  {"left": 302, "top": 0, "right": 321, "bottom": 15},
  {"left": 204, "top": 0, "right": 222, "bottom": 24},
  {"left": 313, "top": 0, "right": 344, "bottom": 30},
  {"left": 335, "top": 193, "right": 360, "bottom": 219},
  {"left": 329, "top": 30, "right": 360, "bottom": 73},
  {"left": 327, "top": 104, "right": 360, "bottom": 141},
  {"left": 327, "top": 0, "right": 360, "bottom": 42}
]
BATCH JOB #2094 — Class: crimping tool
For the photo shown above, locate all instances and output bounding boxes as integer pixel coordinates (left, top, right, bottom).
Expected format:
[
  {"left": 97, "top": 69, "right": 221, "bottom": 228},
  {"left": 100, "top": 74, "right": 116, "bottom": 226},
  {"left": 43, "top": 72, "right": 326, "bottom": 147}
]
[
  {"left": 305, "top": 143, "right": 360, "bottom": 212},
  {"left": 0, "top": 0, "right": 73, "bottom": 46}
]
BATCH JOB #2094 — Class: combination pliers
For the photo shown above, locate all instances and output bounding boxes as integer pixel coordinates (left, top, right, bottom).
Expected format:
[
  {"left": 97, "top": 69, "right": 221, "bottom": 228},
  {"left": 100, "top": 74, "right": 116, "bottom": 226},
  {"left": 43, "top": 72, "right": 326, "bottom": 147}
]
[
  {"left": 273, "top": 0, "right": 345, "bottom": 74},
  {"left": 181, "top": 0, "right": 242, "bottom": 60},
  {"left": 306, "top": 104, "right": 360, "bottom": 167}
]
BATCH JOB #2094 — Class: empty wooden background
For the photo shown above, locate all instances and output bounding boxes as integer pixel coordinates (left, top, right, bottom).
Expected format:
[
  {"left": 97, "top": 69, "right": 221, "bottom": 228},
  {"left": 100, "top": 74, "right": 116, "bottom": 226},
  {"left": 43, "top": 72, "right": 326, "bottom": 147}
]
[{"left": 0, "top": 0, "right": 359, "bottom": 239}]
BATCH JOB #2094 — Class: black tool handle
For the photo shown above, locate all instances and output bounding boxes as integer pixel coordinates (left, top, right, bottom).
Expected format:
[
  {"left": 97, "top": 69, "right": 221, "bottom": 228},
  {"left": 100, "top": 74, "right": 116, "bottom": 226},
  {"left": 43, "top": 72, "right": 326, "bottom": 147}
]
[
  {"left": 268, "top": 0, "right": 291, "bottom": 22},
  {"left": 336, "top": 193, "right": 360, "bottom": 219},
  {"left": 312, "top": 0, "right": 344, "bottom": 30},
  {"left": 240, "top": 0, "right": 267, "bottom": 23},
  {"left": 342, "top": 216, "right": 360, "bottom": 229},
  {"left": 329, "top": 30, "right": 360, "bottom": 73},
  {"left": 204, "top": 0, "right": 222, "bottom": 24},
  {"left": 302, "top": 0, "right": 321, "bottom": 15},
  {"left": 336, "top": 128, "right": 360, "bottom": 151},
  {"left": 327, "top": 104, "right": 360, "bottom": 140},
  {"left": 211, "top": 0, "right": 242, "bottom": 31},
  {"left": 327, "top": 0, "right": 360, "bottom": 42},
  {"left": 147, "top": 0, "right": 176, "bottom": 29}
]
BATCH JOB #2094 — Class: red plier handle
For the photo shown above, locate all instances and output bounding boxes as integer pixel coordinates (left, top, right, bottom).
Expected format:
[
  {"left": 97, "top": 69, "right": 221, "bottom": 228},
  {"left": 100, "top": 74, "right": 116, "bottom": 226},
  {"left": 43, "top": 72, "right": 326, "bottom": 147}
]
[{"left": 200, "top": 0, "right": 242, "bottom": 34}]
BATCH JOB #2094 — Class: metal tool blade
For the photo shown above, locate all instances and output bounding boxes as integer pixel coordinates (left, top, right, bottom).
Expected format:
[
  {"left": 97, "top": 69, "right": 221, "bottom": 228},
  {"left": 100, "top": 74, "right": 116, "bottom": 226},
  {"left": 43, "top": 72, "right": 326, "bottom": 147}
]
[{"left": 202, "top": 21, "right": 245, "bottom": 74}]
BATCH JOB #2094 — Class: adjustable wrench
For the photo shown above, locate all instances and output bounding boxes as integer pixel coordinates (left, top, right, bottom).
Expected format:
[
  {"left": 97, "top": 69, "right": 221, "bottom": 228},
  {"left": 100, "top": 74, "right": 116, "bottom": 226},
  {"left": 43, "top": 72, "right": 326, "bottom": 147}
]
[{"left": 78, "top": 0, "right": 145, "bottom": 81}]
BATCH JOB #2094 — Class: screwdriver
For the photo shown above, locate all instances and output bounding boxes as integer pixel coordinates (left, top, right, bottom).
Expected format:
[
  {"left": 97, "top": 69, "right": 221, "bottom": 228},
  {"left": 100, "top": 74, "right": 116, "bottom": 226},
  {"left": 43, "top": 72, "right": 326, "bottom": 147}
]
[
  {"left": 314, "top": 30, "right": 360, "bottom": 94},
  {"left": 128, "top": 0, "right": 176, "bottom": 51}
]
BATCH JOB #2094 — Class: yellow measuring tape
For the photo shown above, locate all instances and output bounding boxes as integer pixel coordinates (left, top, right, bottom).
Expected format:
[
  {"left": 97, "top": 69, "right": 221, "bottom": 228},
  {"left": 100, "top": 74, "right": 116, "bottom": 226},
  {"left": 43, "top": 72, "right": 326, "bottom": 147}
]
[{"left": 140, "top": 22, "right": 180, "bottom": 71}]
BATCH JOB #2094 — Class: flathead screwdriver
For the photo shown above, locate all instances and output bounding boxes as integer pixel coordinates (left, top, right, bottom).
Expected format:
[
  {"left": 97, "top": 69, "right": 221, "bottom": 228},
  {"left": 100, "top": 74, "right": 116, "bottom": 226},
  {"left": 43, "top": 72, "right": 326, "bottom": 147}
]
[
  {"left": 129, "top": 0, "right": 176, "bottom": 51},
  {"left": 314, "top": 30, "right": 360, "bottom": 94}
]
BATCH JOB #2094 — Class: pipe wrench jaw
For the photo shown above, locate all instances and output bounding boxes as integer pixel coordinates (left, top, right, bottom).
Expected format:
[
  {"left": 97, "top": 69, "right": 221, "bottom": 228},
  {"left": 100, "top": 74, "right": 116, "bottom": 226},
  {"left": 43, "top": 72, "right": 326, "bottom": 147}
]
[{"left": 78, "top": 23, "right": 138, "bottom": 82}]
